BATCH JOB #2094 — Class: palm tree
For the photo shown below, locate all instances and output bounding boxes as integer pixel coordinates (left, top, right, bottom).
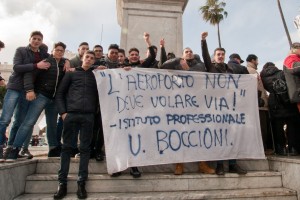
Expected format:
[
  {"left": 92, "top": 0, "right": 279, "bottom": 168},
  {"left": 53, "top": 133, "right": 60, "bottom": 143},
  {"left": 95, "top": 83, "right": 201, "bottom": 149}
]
[
  {"left": 199, "top": 0, "right": 228, "bottom": 47},
  {"left": 277, "top": 0, "right": 292, "bottom": 48}
]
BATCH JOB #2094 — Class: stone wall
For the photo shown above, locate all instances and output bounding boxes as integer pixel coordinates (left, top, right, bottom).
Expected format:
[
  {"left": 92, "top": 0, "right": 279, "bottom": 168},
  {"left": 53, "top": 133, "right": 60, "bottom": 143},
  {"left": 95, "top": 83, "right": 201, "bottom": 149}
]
[{"left": 0, "top": 161, "right": 36, "bottom": 200}]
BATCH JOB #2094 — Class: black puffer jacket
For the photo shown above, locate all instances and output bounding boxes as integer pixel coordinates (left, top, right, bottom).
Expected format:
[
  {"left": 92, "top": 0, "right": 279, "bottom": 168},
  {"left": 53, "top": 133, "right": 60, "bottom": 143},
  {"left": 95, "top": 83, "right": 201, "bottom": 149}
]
[
  {"left": 55, "top": 67, "right": 98, "bottom": 115},
  {"left": 201, "top": 40, "right": 233, "bottom": 74},
  {"left": 8, "top": 45, "right": 49, "bottom": 91},
  {"left": 260, "top": 65, "right": 298, "bottom": 118},
  {"left": 160, "top": 58, "right": 206, "bottom": 72},
  {"left": 23, "top": 55, "right": 66, "bottom": 99},
  {"left": 125, "top": 46, "right": 157, "bottom": 68},
  {"left": 228, "top": 60, "right": 249, "bottom": 74}
]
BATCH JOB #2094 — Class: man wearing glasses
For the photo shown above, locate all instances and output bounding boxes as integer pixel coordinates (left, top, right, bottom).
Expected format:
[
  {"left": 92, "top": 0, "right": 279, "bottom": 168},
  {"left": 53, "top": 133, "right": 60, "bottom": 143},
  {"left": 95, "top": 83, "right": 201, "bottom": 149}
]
[{"left": 6, "top": 42, "right": 70, "bottom": 161}]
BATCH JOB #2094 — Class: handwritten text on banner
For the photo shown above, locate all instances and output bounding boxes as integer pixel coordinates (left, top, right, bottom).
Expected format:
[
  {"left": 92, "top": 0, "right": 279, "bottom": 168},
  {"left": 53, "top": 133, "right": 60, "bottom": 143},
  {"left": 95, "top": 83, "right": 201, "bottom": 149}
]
[{"left": 94, "top": 68, "right": 265, "bottom": 174}]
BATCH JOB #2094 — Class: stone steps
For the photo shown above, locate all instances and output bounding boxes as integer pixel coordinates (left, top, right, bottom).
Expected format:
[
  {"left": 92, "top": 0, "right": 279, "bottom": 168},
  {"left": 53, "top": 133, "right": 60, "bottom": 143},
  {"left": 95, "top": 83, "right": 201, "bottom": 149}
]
[
  {"left": 15, "top": 188, "right": 297, "bottom": 200},
  {"left": 35, "top": 158, "right": 270, "bottom": 174},
  {"left": 25, "top": 171, "right": 282, "bottom": 194},
  {"left": 13, "top": 158, "right": 298, "bottom": 200}
]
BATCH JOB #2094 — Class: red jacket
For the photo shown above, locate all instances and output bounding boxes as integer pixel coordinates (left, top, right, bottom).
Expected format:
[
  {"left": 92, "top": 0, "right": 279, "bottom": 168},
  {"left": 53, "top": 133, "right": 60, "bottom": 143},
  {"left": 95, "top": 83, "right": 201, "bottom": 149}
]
[{"left": 284, "top": 54, "right": 300, "bottom": 69}]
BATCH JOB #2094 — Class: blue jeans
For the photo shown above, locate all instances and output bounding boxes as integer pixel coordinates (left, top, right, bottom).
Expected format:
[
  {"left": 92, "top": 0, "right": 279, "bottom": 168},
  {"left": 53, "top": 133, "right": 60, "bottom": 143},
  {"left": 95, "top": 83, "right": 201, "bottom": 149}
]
[
  {"left": 0, "top": 89, "right": 29, "bottom": 145},
  {"left": 59, "top": 113, "right": 94, "bottom": 184},
  {"left": 12, "top": 94, "right": 59, "bottom": 148},
  {"left": 7, "top": 94, "right": 32, "bottom": 148}
]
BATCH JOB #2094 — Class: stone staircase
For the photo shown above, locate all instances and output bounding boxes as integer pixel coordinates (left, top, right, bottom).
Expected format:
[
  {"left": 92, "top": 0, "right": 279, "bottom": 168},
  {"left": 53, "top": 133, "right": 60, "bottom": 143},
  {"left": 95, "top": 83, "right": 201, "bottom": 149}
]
[{"left": 15, "top": 158, "right": 297, "bottom": 200}]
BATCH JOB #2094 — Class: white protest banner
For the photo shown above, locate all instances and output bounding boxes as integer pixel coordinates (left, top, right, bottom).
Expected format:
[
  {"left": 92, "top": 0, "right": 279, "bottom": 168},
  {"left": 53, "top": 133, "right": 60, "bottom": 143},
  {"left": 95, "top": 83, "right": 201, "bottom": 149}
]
[{"left": 94, "top": 68, "right": 265, "bottom": 174}]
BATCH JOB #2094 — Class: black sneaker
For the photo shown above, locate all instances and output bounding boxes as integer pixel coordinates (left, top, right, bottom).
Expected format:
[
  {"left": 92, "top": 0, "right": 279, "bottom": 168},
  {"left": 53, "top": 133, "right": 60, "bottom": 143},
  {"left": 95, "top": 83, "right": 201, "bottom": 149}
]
[
  {"left": 77, "top": 182, "right": 87, "bottom": 199},
  {"left": 229, "top": 164, "right": 247, "bottom": 175},
  {"left": 53, "top": 183, "right": 67, "bottom": 199},
  {"left": 110, "top": 172, "right": 122, "bottom": 177},
  {"left": 48, "top": 146, "right": 61, "bottom": 158},
  {"left": 130, "top": 167, "right": 141, "bottom": 178},
  {"left": 6, "top": 148, "right": 21, "bottom": 162},
  {"left": 0, "top": 145, "right": 4, "bottom": 162},
  {"left": 95, "top": 151, "right": 104, "bottom": 162},
  {"left": 216, "top": 164, "right": 225, "bottom": 175},
  {"left": 3, "top": 146, "right": 12, "bottom": 160},
  {"left": 288, "top": 147, "right": 298, "bottom": 156},
  {"left": 275, "top": 145, "right": 287, "bottom": 156},
  {"left": 71, "top": 148, "right": 79, "bottom": 157},
  {"left": 19, "top": 148, "right": 33, "bottom": 159}
]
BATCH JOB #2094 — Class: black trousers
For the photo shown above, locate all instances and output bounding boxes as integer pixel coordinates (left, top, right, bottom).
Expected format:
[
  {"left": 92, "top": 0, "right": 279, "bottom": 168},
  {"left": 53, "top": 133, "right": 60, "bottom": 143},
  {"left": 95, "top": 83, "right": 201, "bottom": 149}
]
[
  {"left": 58, "top": 113, "right": 94, "bottom": 184},
  {"left": 271, "top": 116, "right": 299, "bottom": 151},
  {"left": 90, "top": 110, "right": 104, "bottom": 155}
]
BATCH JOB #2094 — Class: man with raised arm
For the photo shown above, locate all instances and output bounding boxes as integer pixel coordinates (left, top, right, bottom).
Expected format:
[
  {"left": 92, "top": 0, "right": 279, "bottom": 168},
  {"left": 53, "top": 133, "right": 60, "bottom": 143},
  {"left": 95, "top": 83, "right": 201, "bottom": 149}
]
[
  {"left": 125, "top": 32, "right": 156, "bottom": 68},
  {"left": 201, "top": 31, "right": 247, "bottom": 175},
  {"left": 161, "top": 47, "right": 215, "bottom": 175}
]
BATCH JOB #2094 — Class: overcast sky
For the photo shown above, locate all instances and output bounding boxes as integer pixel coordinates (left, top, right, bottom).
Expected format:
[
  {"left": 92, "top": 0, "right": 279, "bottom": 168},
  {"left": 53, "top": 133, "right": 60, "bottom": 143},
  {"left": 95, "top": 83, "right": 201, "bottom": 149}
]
[{"left": 0, "top": 0, "right": 299, "bottom": 71}]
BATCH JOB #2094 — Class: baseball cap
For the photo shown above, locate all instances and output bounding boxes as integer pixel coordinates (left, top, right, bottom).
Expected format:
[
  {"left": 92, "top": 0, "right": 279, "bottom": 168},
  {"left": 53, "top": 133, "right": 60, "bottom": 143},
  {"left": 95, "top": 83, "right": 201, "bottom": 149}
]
[{"left": 229, "top": 53, "right": 244, "bottom": 63}]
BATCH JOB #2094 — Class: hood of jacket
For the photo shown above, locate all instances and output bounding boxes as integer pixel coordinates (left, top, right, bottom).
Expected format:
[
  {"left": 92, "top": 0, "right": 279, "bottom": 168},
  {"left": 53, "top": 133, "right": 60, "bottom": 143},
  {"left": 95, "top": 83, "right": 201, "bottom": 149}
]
[{"left": 260, "top": 65, "right": 280, "bottom": 78}]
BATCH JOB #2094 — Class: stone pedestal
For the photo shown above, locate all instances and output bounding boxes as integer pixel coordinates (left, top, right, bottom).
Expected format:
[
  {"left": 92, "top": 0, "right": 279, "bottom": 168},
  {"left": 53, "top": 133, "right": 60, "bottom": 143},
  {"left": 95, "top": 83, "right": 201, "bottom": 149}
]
[{"left": 116, "top": 0, "right": 188, "bottom": 58}]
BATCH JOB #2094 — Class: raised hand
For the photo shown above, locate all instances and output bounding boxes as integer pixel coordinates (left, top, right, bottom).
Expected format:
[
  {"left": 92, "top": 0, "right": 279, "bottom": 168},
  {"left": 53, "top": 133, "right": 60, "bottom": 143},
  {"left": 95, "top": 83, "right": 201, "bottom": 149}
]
[
  {"left": 201, "top": 32, "right": 208, "bottom": 40},
  {"left": 160, "top": 38, "right": 165, "bottom": 48},
  {"left": 144, "top": 32, "right": 151, "bottom": 46}
]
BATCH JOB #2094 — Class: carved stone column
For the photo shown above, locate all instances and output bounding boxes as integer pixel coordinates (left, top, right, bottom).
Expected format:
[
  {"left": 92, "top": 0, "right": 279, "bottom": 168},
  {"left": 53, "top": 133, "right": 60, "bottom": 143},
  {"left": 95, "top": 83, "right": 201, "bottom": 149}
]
[{"left": 116, "top": 0, "right": 188, "bottom": 58}]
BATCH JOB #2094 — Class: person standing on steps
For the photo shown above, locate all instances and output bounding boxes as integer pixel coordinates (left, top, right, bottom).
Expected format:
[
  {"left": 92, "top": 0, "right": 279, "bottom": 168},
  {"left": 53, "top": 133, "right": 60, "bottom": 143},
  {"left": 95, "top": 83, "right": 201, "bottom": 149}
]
[
  {"left": 54, "top": 51, "right": 100, "bottom": 199},
  {"left": 201, "top": 31, "right": 247, "bottom": 175}
]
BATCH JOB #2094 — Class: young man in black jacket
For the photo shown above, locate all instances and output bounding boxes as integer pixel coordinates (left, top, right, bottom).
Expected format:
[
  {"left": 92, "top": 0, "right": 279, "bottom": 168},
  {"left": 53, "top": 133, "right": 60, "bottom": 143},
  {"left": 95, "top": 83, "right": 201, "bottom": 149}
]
[
  {"left": 6, "top": 42, "right": 69, "bottom": 161},
  {"left": 125, "top": 32, "right": 156, "bottom": 69},
  {"left": 0, "top": 31, "right": 50, "bottom": 161},
  {"left": 54, "top": 51, "right": 99, "bottom": 199},
  {"left": 201, "top": 32, "right": 247, "bottom": 176}
]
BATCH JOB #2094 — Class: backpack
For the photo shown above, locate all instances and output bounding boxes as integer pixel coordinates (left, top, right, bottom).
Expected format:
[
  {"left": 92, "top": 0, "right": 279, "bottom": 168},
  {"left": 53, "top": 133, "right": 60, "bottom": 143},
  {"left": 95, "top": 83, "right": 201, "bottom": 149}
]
[{"left": 272, "top": 73, "right": 290, "bottom": 104}]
